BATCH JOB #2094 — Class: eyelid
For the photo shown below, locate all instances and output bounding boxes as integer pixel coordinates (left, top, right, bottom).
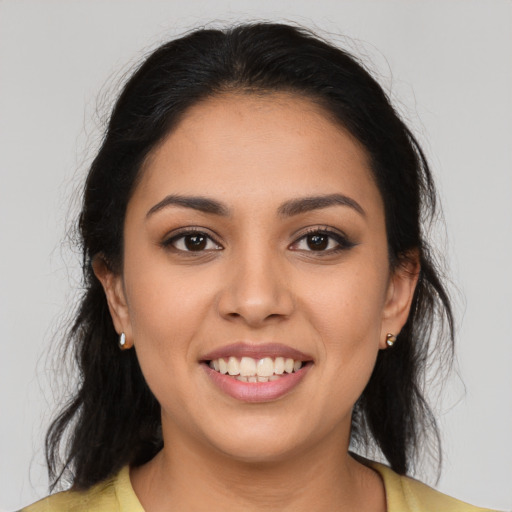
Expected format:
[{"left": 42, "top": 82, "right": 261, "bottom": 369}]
[
  {"left": 160, "top": 225, "right": 354, "bottom": 254},
  {"left": 161, "top": 227, "right": 224, "bottom": 251},
  {"left": 289, "top": 226, "right": 356, "bottom": 252}
]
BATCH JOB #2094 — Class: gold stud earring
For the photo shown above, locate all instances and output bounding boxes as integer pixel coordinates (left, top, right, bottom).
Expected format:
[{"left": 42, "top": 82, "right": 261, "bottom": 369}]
[{"left": 385, "top": 333, "right": 397, "bottom": 348}]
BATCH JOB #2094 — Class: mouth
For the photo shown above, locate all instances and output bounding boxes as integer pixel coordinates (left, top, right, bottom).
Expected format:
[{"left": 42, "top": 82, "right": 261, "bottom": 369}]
[{"left": 200, "top": 343, "right": 313, "bottom": 402}]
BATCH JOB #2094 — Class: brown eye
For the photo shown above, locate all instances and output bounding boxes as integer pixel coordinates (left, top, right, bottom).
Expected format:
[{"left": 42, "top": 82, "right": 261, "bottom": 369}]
[
  {"left": 184, "top": 234, "right": 207, "bottom": 251},
  {"left": 289, "top": 229, "right": 355, "bottom": 254},
  {"left": 166, "top": 231, "right": 222, "bottom": 252},
  {"left": 306, "top": 234, "right": 329, "bottom": 251}
]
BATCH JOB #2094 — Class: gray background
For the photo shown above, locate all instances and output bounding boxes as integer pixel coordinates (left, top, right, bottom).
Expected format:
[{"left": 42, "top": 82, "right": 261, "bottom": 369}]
[{"left": 1, "top": 1, "right": 511, "bottom": 510}]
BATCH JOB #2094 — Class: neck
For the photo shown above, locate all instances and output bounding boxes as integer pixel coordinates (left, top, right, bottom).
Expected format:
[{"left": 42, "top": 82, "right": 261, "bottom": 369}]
[{"left": 131, "top": 425, "right": 385, "bottom": 512}]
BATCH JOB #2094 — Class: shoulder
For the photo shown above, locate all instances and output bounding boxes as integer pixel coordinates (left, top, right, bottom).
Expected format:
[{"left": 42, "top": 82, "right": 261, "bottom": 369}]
[
  {"left": 20, "top": 477, "right": 118, "bottom": 512},
  {"left": 20, "top": 467, "right": 144, "bottom": 512},
  {"left": 369, "top": 461, "right": 498, "bottom": 512}
]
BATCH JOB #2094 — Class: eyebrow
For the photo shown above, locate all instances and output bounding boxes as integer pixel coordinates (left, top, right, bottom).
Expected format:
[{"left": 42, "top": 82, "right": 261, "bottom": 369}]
[
  {"left": 146, "top": 193, "right": 365, "bottom": 219},
  {"left": 278, "top": 194, "right": 366, "bottom": 217},
  {"left": 146, "top": 195, "right": 230, "bottom": 218}
]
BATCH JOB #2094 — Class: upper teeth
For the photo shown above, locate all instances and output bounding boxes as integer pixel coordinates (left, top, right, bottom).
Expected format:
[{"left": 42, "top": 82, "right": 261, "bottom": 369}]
[{"left": 209, "top": 356, "right": 303, "bottom": 377}]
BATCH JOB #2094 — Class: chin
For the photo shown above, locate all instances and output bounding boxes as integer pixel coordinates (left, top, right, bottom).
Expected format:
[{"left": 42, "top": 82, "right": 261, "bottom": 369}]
[
  {"left": 199, "top": 417, "right": 316, "bottom": 464},
  {"left": 215, "top": 439, "right": 301, "bottom": 465}
]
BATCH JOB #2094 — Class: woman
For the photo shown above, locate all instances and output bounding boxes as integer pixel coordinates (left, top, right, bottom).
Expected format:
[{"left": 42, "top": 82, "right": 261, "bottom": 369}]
[{"left": 22, "top": 22, "right": 498, "bottom": 511}]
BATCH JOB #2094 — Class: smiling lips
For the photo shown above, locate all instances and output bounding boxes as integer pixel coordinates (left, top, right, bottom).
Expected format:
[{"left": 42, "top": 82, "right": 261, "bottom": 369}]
[{"left": 201, "top": 343, "right": 313, "bottom": 402}]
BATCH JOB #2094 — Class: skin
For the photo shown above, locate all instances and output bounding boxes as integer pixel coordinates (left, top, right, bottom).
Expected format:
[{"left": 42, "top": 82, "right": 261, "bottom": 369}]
[{"left": 95, "top": 92, "right": 419, "bottom": 511}]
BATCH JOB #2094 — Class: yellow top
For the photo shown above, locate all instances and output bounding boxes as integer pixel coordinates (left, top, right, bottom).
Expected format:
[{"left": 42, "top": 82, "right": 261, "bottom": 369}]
[{"left": 21, "top": 462, "right": 497, "bottom": 511}]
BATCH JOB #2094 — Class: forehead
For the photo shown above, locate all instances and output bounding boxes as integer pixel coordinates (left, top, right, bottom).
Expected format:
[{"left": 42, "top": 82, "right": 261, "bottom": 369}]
[{"left": 134, "top": 92, "right": 381, "bottom": 214}]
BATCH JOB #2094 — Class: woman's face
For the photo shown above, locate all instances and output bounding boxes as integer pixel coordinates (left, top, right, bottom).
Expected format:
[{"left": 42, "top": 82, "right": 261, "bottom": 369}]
[{"left": 98, "top": 93, "right": 417, "bottom": 462}]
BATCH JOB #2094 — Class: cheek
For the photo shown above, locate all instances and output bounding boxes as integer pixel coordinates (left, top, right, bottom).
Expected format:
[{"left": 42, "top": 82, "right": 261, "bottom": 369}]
[
  {"left": 122, "top": 252, "right": 215, "bottom": 367},
  {"left": 303, "top": 263, "right": 388, "bottom": 339},
  {"left": 299, "top": 259, "right": 389, "bottom": 387},
  {"left": 122, "top": 265, "right": 214, "bottom": 418}
]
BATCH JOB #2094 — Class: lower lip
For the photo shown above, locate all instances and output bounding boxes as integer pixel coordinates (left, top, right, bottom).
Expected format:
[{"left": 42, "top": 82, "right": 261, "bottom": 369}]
[{"left": 202, "top": 363, "right": 312, "bottom": 403}]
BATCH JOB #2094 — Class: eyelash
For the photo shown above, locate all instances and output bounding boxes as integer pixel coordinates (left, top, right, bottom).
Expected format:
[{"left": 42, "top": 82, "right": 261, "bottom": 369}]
[
  {"left": 290, "top": 227, "right": 356, "bottom": 255},
  {"left": 161, "top": 227, "right": 355, "bottom": 255},
  {"left": 162, "top": 228, "right": 222, "bottom": 253}
]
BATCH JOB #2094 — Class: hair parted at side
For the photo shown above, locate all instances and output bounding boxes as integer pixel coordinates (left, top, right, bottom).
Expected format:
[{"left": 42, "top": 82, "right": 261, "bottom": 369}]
[{"left": 46, "top": 22, "right": 454, "bottom": 491}]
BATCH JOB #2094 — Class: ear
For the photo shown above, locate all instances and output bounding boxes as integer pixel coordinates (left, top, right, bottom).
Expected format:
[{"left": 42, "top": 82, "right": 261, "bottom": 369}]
[
  {"left": 379, "top": 250, "right": 420, "bottom": 349},
  {"left": 92, "top": 255, "right": 133, "bottom": 348}
]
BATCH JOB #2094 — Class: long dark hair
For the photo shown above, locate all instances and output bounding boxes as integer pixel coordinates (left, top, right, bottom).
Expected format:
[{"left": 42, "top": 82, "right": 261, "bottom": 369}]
[{"left": 46, "top": 22, "right": 454, "bottom": 490}]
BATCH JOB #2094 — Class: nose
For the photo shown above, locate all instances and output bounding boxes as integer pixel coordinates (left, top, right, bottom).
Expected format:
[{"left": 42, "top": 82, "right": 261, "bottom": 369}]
[{"left": 217, "top": 245, "right": 294, "bottom": 327}]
